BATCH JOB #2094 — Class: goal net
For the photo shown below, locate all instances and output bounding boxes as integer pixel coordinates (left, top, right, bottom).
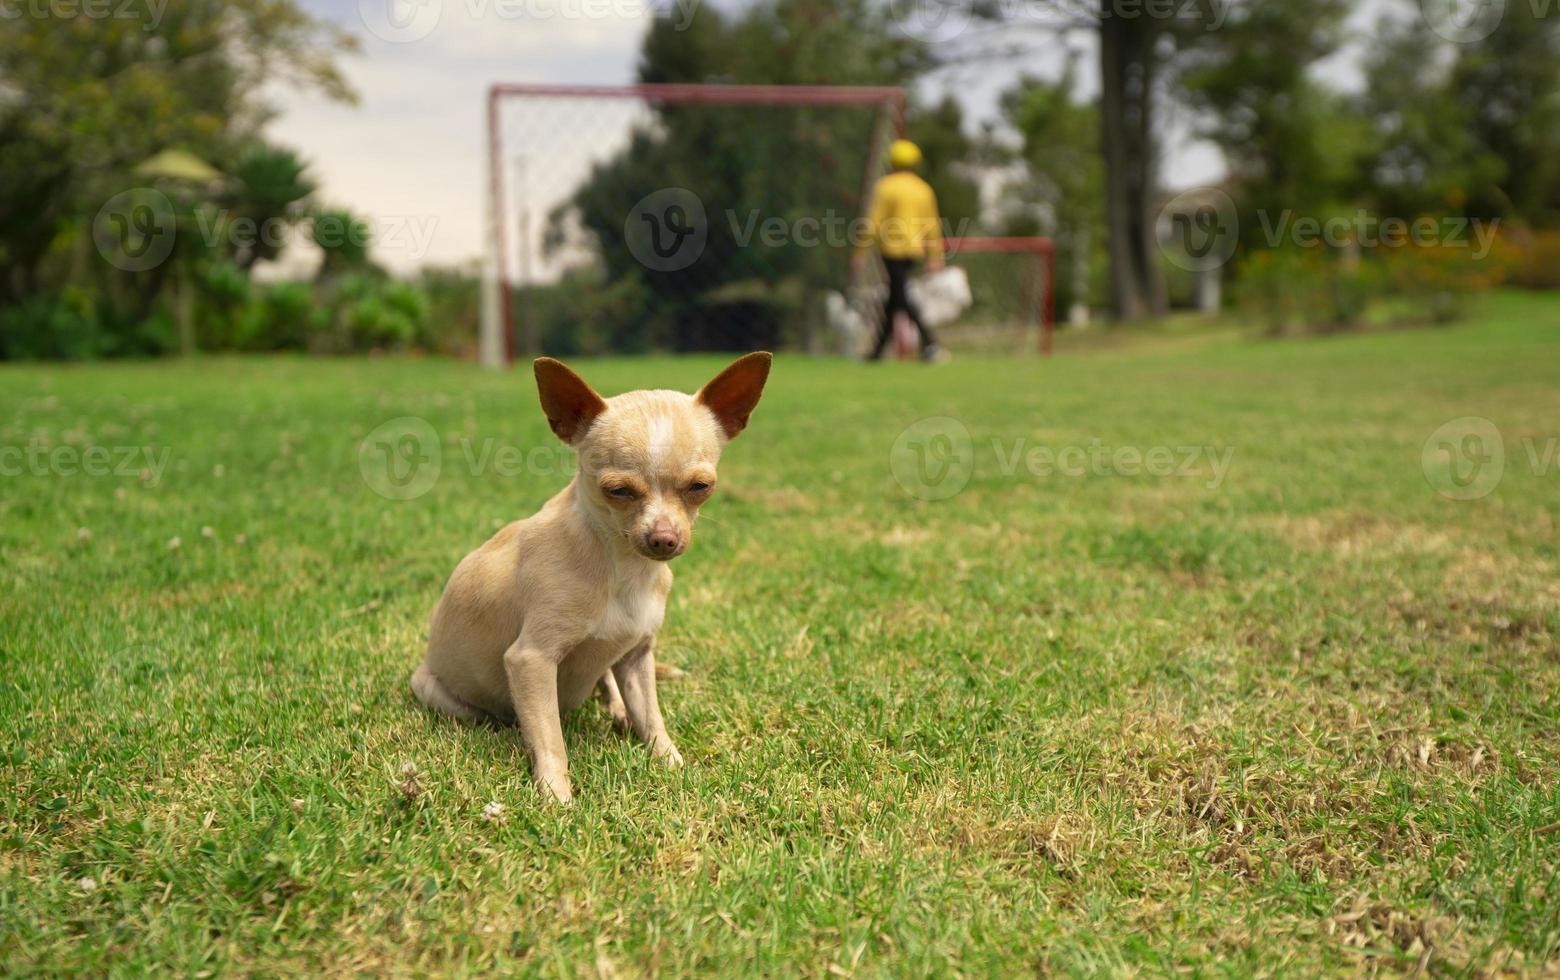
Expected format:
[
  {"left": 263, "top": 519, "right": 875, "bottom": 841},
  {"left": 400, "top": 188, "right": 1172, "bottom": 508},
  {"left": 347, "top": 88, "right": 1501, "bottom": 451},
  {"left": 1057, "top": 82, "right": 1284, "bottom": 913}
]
[{"left": 482, "top": 83, "right": 1054, "bottom": 364}]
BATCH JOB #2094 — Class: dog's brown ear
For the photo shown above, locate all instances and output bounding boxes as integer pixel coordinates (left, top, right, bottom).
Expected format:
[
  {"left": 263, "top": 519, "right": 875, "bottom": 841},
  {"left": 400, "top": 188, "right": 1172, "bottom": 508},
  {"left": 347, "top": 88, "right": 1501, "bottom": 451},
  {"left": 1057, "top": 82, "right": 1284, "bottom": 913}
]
[
  {"left": 534, "top": 357, "right": 608, "bottom": 445},
  {"left": 697, "top": 351, "right": 772, "bottom": 440}
]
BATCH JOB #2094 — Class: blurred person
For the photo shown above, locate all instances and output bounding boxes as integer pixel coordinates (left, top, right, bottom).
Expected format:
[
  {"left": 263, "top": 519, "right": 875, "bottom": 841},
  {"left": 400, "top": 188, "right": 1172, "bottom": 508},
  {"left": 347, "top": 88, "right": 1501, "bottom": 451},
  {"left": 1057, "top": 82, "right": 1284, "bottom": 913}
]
[{"left": 853, "top": 139, "right": 948, "bottom": 363}]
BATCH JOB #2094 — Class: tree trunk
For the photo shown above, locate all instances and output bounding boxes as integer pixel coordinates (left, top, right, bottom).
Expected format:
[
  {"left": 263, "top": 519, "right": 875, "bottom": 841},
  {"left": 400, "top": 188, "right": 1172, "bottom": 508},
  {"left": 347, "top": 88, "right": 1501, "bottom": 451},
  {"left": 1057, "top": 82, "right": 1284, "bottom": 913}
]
[
  {"left": 1099, "top": 9, "right": 1168, "bottom": 321},
  {"left": 177, "top": 266, "right": 196, "bottom": 357}
]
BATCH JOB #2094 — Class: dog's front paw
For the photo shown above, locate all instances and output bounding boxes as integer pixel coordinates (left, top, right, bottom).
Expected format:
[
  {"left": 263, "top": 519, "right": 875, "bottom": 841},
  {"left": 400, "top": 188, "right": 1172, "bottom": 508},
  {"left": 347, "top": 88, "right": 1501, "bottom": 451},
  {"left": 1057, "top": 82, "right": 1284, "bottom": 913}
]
[
  {"left": 535, "top": 771, "right": 575, "bottom": 805},
  {"left": 653, "top": 741, "right": 684, "bottom": 769}
]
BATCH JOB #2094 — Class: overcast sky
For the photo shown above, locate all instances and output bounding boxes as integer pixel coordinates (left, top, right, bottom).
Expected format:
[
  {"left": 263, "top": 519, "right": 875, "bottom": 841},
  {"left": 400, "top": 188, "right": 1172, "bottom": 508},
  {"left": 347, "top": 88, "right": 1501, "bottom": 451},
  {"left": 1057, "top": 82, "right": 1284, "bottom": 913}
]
[{"left": 267, "top": 0, "right": 1394, "bottom": 275}]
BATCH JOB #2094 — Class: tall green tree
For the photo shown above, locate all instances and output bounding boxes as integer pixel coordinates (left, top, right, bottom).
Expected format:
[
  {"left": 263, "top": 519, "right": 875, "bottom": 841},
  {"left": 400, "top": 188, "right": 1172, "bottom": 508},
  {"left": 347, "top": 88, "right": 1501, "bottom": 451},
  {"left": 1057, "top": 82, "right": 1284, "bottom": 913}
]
[
  {"left": 1176, "top": 0, "right": 1366, "bottom": 241},
  {"left": 907, "top": 95, "right": 979, "bottom": 236},
  {"left": 224, "top": 146, "right": 319, "bottom": 270},
  {"left": 963, "top": 0, "right": 1220, "bottom": 319},
  {"left": 1451, "top": 0, "right": 1560, "bottom": 222},
  {"left": 998, "top": 58, "right": 1103, "bottom": 318},
  {"left": 0, "top": 0, "right": 355, "bottom": 305},
  {"left": 1357, "top": 12, "right": 1501, "bottom": 220},
  {"left": 553, "top": 0, "right": 961, "bottom": 351},
  {"left": 1096, "top": 5, "right": 1172, "bottom": 319}
]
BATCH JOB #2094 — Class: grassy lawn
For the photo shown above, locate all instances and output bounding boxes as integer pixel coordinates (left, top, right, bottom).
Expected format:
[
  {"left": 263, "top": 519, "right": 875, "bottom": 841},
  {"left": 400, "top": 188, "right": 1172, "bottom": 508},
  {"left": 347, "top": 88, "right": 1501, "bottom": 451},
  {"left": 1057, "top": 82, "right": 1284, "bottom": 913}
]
[{"left": 3, "top": 291, "right": 1558, "bottom": 975}]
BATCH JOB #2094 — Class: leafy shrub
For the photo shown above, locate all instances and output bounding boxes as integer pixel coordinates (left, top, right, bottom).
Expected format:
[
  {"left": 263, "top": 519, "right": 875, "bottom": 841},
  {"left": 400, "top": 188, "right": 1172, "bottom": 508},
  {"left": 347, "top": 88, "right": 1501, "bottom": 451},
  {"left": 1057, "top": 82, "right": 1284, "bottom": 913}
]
[
  {"left": 1505, "top": 229, "right": 1560, "bottom": 289},
  {"left": 133, "top": 311, "right": 180, "bottom": 355},
  {"left": 1383, "top": 240, "right": 1508, "bottom": 323},
  {"left": 1325, "top": 258, "right": 1387, "bottom": 327},
  {"left": 312, "top": 209, "right": 372, "bottom": 276},
  {"left": 1239, "top": 226, "right": 1509, "bottom": 334},
  {"left": 318, "top": 274, "right": 429, "bottom": 352},
  {"left": 198, "top": 260, "right": 251, "bottom": 307},
  {"left": 1235, "top": 247, "right": 1363, "bottom": 335},
  {"left": 0, "top": 291, "right": 111, "bottom": 360},
  {"left": 533, "top": 268, "right": 653, "bottom": 356},
  {"left": 362, "top": 279, "right": 429, "bottom": 349},
  {"left": 237, "top": 281, "right": 324, "bottom": 350},
  {"left": 415, "top": 264, "right": 482, "bottom": 356},
  {"left": 195, "top": 259, "right": 254, "bottom": 349}
]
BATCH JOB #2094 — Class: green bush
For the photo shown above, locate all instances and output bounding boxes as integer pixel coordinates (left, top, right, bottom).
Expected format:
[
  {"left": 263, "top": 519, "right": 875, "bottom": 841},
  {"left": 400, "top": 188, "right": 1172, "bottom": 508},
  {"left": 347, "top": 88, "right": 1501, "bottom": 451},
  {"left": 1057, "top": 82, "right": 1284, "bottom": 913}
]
[
  {"left": 1325, "top": 259, "right": 1386, "bottom": 327},
  {"left": 415, "top": 264, "right": 482, "bottom": 356},
  {"left": 195, "top": 260, "right": 253, "bottom": 349},
  {"left": 1502, "top": 229, "right": 1560, "bottom": 290},
  {"left": 532, "top": 268, "right": 653, "bottom": 356},
  {"left": 1238, "top": 233, "right": 1508, "bottom": 335},
  {"left": 320, "top": 274, "right": 429, "bottom": 352},
  {"left": 133, "top": 311, "right": 180, "bottom": 355},
  {"left": 0, "top": 291, "right": 111, "bottom": 360},
  {"left": 1383, "top": 240, "right": 1508, "bottom": 323},
  {"left": 237, "top": 281, "right": 325, "bottom": 350},
  {"left": 312, "top": 209, "right": 372, "bottom": 276},
  {"left": 198, "top": 260, "right": 251, "bottom": 307},
  {"left": 1236, "top": 248, "right": 1333, "bottom": 335},
  {"left": 1239, "top": 247, "right": 1400, "bottom": 334},
  {"left": 362, "top": 279, "right": 428, "bottom": 349}
]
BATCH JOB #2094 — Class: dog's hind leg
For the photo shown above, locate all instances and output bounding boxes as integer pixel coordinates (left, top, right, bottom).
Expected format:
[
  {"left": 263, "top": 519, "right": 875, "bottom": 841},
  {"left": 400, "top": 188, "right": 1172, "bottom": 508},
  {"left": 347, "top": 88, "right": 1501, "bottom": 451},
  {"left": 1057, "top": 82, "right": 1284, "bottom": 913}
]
[
  {"left": 597, "top": 672, "right": 630, "bottom": 731},
  {"left": 412, "top": 663, "right": 493, "bottom": 723}
]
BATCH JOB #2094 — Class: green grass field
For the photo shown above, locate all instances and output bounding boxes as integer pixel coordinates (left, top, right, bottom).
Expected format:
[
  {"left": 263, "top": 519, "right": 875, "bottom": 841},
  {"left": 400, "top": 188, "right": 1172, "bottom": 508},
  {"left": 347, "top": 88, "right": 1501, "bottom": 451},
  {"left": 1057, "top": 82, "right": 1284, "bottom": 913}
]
[{"left": 3, "top": 293, "right": 1558, "bottom": 975}]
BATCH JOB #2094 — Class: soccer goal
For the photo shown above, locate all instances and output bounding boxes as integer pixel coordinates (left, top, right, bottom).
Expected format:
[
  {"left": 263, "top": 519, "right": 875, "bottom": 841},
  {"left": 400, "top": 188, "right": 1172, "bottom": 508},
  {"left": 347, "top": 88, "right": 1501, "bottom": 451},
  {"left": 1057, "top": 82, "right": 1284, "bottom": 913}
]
[
  {"left": 945, "top": 236, "right": 1058, "bottom": 356},
  {"left": 481, "top": 83, "right": 1055, "bottom": 365}
]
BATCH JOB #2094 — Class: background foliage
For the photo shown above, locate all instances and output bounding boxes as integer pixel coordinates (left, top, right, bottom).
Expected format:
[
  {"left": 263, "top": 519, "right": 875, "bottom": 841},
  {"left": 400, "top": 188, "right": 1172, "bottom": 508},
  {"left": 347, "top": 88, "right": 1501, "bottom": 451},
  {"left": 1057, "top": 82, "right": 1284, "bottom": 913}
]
[{"left": 1, "top": 0, "right": 1559, "bottom": 358}]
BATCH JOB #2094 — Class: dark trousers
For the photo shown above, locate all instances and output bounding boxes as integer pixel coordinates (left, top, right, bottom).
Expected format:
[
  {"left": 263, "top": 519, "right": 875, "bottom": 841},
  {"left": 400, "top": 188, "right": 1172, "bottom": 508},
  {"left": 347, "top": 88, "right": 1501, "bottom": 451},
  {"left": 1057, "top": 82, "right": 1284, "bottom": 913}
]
[{"left": 870, "top": 257, "right": 939, "bottom": 359}]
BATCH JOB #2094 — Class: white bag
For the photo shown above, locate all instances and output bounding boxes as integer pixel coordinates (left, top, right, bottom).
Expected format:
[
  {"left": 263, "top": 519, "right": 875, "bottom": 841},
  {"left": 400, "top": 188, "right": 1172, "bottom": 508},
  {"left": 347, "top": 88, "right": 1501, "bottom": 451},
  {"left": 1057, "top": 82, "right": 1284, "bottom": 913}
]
[
  {"left": 825, "top": 290, "right": 868, "bottom": 355},
  {"left": 909, "top": 265, "right": 972, "bottom": 328}
]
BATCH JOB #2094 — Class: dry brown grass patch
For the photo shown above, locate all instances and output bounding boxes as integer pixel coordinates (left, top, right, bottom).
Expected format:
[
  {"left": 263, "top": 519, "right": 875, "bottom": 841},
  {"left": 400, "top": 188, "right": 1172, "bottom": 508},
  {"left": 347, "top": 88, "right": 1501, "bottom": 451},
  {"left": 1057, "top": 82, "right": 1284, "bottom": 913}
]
[
  {"left": 1269, "top": 513, "right": 1456, "bottom": 558},
  {"left": 1077, "top": 706, "right": 1440, "bottom": 880},
  {"left": 947, "top": 813, "right": 1087, "bottom": 878},
  {"left": 1326, "top": 897, "right": 1450, "bottom": 972}
]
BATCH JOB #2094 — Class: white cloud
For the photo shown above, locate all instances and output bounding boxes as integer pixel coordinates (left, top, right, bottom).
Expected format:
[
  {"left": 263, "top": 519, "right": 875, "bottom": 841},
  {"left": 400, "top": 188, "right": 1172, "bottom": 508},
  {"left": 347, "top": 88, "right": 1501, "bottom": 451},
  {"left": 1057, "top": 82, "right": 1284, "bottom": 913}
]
[
  {"left": 263, "top": 0, "right": 654, "bottom": 274},
  {"left": 266, "top": 0, "right": 1389, "bottom": 277}
]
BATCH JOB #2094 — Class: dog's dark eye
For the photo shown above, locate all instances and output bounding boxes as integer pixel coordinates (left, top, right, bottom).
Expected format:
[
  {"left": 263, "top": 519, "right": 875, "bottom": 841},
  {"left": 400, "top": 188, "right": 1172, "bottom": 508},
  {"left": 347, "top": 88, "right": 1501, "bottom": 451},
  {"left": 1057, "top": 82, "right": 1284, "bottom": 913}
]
[
  {"left": 605, "top": 485, "right": 636, "bottom": 499},
  {"left": 688, "top": 482, "right": 711, "bottom": 495}
]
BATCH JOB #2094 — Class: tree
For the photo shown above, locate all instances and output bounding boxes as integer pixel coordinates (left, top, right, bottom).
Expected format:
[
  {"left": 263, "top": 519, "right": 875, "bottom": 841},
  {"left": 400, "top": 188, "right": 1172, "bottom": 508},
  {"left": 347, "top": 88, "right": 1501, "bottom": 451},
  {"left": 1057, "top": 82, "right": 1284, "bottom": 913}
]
[
  {"left": 958, "top": 1, "right": 1220, "bottom": 319},
  {"left": 1357, "top": 11, "right": 1502, "bottom": 220},
  {"left": 550, "top": 0, "right": 959, "bottom": 351},
  {"left": 312, "top": 209, "right": 374, "bottom": 282},
  {"left": 998, "top": 57, "right": 1103, "bottom": 320},
  {"left": 225, "top": 146, "right": 319, "bottom": 270},
  {"left": 0, "top": 0, "right": 355, "bottom": 306},
  {"left": 1176, "top": 0, "right": 1368, "bottom": 245},
  {"left": 1097, "top": 5, "right": 1170, "bottom": 319},
  {"left": 1451, "top": 0, "right": 1560, "bottom": 223},
  {"left": 1179, "top": 0, "right": 1354, "bottom": 213},
  {"left": 908, "top": 95, "right": 980, "bottom": 236}
]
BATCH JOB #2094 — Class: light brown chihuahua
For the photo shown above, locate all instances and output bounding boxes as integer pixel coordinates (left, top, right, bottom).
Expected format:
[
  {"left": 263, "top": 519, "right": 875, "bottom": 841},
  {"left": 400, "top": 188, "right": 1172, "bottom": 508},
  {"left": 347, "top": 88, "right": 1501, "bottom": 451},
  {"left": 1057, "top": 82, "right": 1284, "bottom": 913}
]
[{"left": 411, "top": 352, "right": 771, "bottom": 803}]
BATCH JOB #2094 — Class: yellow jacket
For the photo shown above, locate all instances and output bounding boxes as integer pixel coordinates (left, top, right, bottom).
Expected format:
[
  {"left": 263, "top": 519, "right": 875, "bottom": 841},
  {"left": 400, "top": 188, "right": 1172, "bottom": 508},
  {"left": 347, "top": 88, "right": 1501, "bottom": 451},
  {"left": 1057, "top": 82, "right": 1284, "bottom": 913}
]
[{"left": 859, "top": 170, "right": 945, "bottom": 262}]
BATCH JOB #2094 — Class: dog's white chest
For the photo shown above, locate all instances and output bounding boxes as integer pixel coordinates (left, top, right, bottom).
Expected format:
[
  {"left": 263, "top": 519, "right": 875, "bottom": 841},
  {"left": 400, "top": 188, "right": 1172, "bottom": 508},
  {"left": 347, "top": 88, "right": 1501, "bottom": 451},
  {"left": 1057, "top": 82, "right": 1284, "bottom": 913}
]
[{"left": 592, "top": 571, "right": 666, "bottom": 643}]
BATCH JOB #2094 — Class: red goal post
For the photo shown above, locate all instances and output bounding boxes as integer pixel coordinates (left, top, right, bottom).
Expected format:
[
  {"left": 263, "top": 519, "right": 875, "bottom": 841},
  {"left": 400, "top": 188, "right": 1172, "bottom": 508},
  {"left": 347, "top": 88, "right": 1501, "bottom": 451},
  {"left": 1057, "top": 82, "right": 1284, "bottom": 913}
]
[
  {"left": 945, "top": 236, "right": 1058, "bottom": 356},
  {"left": 481, "top": 83, "right": 1054, "bottom": 363}
]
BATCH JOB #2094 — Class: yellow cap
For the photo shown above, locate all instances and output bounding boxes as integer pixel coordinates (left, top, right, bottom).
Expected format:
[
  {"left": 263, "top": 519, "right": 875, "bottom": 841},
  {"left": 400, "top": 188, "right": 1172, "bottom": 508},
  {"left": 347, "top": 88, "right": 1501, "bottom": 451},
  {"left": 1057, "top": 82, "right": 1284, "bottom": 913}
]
[{"left": 889, "top": 139, "right": 923, "bottom": 169}]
